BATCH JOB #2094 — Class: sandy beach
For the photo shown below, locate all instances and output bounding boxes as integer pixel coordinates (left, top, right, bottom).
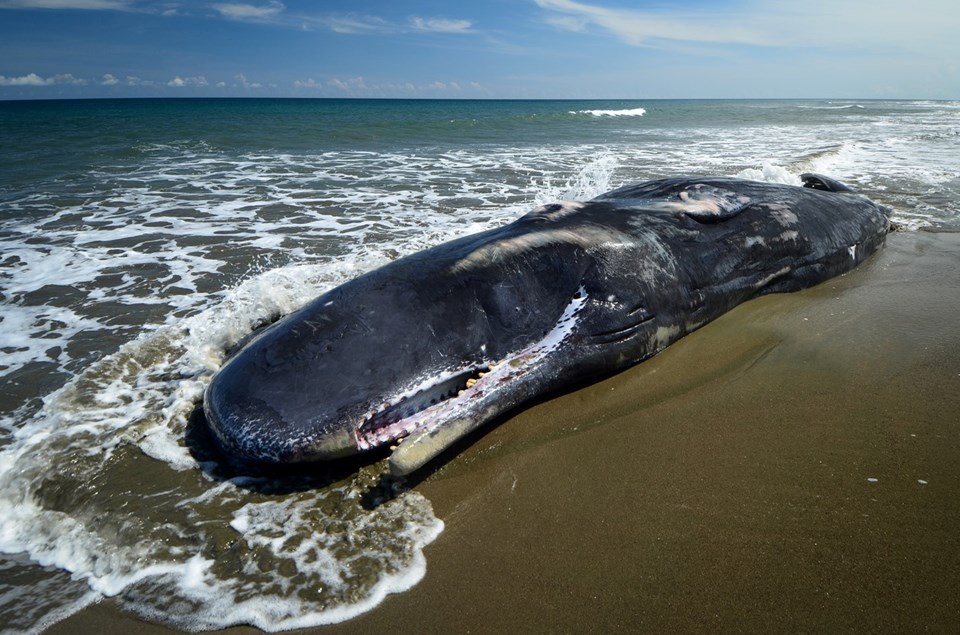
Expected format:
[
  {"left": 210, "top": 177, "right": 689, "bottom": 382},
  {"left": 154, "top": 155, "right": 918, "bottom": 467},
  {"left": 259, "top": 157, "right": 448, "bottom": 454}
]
[{"left": 47, "top": 229, "right": 960, "bottom": 634}]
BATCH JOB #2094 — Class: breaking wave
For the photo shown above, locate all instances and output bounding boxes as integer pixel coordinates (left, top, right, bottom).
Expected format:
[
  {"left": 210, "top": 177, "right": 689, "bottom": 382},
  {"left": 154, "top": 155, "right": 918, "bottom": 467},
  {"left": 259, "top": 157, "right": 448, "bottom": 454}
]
[{"left": 574, "top": 107, "right": 647, "bottom": 117}]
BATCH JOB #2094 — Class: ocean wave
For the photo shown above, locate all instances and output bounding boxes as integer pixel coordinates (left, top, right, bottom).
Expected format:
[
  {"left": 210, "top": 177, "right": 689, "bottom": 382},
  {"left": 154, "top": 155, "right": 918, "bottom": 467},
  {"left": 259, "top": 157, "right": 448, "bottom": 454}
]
[
  {"left": 0, "top": 256, "right": 445, "bottom": 632},
  {"left": 0, "top": 144, "right": 627, "bottom": 632},
  {"left": 735, "top": 163, "right": 802, "bottom": 185},
  {"left": 788, "top": 143, "right": 854, "bottom": 175},
  {"left": 0, "top": 145, "right": 626, "bottom": 394},
  {"left": 573, "top": 107, "right": 647, "bottom": 117},
  {"left": 799, "top": 103, "right": 866, "bottom": 110}
]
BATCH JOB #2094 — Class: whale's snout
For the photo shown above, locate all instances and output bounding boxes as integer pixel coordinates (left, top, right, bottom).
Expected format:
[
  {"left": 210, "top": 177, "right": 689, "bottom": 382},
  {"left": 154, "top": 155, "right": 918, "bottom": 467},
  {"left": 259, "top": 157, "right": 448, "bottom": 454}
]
[{"left": 203, "top": 361, "right": 359, "bottom": 464}]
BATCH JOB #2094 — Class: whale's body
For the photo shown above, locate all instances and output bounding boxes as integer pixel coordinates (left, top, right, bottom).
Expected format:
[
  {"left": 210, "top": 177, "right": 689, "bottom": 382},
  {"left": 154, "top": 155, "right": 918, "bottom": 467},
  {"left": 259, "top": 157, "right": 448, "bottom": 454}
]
[{"left": 204, "top": 174, "right": 890, "bottom": 475}]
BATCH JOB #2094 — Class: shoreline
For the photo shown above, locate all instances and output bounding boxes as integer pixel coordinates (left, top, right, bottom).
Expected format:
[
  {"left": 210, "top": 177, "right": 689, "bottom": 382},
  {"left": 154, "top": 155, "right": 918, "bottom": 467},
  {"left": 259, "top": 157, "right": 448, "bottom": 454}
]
[{"left": 47, "top": 229, "right": 960, "bottom": 634}]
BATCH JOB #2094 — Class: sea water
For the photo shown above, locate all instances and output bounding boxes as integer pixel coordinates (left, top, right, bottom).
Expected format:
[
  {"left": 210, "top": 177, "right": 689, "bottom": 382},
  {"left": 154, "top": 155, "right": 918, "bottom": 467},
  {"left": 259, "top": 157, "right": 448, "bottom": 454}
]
[{"left": 1, "top": 98, "right": 959, "bottom": 633}]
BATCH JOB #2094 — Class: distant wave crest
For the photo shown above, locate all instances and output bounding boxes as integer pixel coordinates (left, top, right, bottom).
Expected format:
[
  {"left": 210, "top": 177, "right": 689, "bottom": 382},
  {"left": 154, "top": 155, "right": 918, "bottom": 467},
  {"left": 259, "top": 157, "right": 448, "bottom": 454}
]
[
  {"left": 800, "top": 104, "right": 866, "bottom": 110},
  {"left": 573, "top": 107, "right": 647, "bottom": 117}
]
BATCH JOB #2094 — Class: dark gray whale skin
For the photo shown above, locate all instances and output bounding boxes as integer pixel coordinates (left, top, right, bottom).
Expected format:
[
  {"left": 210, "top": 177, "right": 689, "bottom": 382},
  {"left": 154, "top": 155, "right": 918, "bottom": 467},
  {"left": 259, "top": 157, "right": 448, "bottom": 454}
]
[{"left": 203, "top": 174, "right": 890, "bottom": 475}]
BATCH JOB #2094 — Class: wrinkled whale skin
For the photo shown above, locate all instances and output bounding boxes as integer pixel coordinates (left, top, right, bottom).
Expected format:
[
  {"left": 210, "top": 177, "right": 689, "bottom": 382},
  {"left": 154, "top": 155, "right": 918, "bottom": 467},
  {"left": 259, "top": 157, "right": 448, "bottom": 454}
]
[{"left": 203, "top": 174, "right": 890, "bottom": 475}]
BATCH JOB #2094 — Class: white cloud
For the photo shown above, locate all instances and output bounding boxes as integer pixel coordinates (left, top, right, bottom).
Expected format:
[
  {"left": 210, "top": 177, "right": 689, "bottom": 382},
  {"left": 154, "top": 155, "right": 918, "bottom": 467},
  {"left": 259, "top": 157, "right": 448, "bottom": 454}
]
[
  {"left": 543, "top": 14, "right": 588, "bottom": 33},
  {"left": 0, "top": 72, "right": 48, "bottom": 86},
  {"left": 313, "top": 14, "right": 474, "bottom": 35},
  {"left": 327, "top": 76, "right": 368, "bottom": 92},
  {"left": 211, "top": 1, "right": 283, "bottom": 22},
  {"left": 101, "top": 73, "right": 120, "bottom": 85},
  {"left": 409, "top": 17, "right": 473, "bottom": 33},
  {"left": 50, "top": 73, "right": 85, "bottom": 84},
  {"left": 293, "top": 78, "right": 321, "bottom": 89},
  {"left": 317, "top": 15, "right": 390, "bottom": 34},
  {"left": 0, "top": 72, "right": 85, "bottom": 85},
  {"left": 534, "top": 0, "right": 775, "bottom": 47},
  {"left": 292, "top": 76, "right": 483, "bottom": 97},
  {"left": 534, "top": 0, "right": 959, "bottom": 54},
  {"left": 167, "top": 75, "right": 208, "bottom": 87},
  {"left": 0, "top": 0, "right": 133, "bottom": 9},
  {"left": 234, "top": 73, "right": 261, "bottom": 88},
  {"left": 427, "top": 81, "right": 463, "bottom": 91}
]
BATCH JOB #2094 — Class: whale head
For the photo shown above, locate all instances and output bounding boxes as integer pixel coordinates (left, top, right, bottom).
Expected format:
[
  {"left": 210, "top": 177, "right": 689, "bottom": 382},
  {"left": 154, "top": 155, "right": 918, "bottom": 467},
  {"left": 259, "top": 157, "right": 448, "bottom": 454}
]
[{"left": 203, "top": 214, "right": 615, "bottom": 475}]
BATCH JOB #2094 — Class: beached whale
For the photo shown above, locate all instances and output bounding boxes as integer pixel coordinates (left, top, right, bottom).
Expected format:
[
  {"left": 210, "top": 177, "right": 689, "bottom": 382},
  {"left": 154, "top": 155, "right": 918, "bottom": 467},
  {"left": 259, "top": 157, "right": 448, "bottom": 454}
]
[{"left": 204, "top": 174, "right": 890, "bottom": 475}]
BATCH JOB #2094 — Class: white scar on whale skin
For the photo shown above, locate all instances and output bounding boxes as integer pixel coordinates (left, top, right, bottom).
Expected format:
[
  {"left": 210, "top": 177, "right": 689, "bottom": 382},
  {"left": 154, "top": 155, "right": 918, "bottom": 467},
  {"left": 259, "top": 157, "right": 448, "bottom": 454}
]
[
  {"left": 450, "top": 225, "right": 623, "bottom": 274},
  {"left": 529, "top": 200, "right": 585, "bottom": 221},
  {"left": 644, "top": 186, "right": 752, "bottom": 217}
]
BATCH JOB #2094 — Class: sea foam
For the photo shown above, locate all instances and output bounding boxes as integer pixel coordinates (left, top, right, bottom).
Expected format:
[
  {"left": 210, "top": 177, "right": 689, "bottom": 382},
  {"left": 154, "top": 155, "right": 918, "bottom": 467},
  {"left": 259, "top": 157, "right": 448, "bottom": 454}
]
[{"left": 0, "top": 146, "right": 623, "bottom": 632}]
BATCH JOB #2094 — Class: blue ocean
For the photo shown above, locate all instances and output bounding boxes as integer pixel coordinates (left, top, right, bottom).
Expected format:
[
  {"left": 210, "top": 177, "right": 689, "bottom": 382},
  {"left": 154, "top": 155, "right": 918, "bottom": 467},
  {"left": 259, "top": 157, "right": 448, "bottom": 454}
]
[{"left": 1, "top": 98, "right": 959, "bottom": 633}]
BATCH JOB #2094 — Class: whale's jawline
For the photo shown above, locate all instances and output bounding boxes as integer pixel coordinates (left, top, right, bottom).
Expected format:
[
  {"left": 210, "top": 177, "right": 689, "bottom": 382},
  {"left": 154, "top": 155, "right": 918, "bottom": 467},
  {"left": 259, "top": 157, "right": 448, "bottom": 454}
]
[{"left": 355, "top": 365, "right": 491, "bottom": 451}]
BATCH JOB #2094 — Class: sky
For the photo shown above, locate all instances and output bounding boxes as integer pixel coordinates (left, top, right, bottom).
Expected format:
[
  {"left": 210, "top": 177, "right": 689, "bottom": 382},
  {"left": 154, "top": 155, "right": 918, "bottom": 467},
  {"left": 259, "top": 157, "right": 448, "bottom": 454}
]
[{"left": 0, "top": 0, "right": 958, "bottom": 100}]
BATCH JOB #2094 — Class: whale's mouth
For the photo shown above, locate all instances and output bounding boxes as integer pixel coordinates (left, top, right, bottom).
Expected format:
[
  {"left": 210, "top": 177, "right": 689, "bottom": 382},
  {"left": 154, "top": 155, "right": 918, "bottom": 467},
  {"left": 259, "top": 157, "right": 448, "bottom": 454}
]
[
  {"left": 354, "top": 285, "right": 590, "bottom": 467},
  {"left": 355, "top": 363, "right": 496, "bottom": 451}
]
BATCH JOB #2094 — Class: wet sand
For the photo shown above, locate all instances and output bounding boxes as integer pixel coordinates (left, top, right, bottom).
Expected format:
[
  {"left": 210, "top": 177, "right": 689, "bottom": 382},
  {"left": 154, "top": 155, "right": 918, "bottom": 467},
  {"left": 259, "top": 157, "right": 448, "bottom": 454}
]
[{"left": 49, "top": 230, "right": 960, "bottom": 634}]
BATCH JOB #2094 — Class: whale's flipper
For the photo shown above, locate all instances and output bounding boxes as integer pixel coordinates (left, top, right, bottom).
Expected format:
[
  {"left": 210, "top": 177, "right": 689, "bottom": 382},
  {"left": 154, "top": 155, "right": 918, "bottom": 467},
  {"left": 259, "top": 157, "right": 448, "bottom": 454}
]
[{"left": 801, "top": 173, "right": 859, "bottom": 194}]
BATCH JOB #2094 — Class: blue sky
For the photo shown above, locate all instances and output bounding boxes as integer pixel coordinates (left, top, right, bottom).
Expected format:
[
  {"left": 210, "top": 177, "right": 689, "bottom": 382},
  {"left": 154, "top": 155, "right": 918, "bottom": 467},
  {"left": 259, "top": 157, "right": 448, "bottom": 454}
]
[{"left": 1, "top": 0, "right": 957, "bottom": 100}]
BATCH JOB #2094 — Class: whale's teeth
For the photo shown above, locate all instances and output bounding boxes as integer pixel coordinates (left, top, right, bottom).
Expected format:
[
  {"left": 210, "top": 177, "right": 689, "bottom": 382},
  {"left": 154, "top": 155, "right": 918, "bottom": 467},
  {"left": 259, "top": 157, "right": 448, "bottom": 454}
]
[
  {"left": 457, "top": 390, "right": 465, "bottom": 396},
  {"left": 477, "top": 371, "right": 487, "bottom": 377},
  {"left": 466, "top": 378, "right": 477, "bottom": 388}
]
